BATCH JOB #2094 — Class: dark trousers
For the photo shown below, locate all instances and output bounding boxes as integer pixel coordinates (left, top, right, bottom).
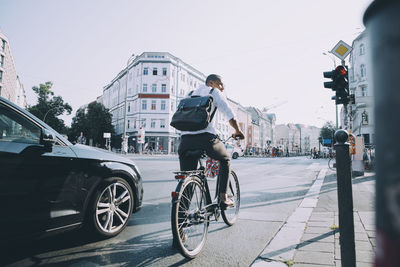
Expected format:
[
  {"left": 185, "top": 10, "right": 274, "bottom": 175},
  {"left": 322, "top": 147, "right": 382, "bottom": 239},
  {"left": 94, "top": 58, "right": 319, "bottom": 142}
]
[{"left": 178, "top": 133, "right": 231, "bottom": 194}]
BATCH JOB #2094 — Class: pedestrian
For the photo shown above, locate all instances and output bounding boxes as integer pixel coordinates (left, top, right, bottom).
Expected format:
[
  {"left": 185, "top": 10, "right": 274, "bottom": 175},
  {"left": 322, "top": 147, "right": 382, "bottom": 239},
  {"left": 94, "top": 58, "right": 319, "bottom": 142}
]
[
  {"left": 177, "top": 74, "right": 244, "bottom": 207},
  {"left": 77, "top": 132, "right": 86, "bottom": 145}
]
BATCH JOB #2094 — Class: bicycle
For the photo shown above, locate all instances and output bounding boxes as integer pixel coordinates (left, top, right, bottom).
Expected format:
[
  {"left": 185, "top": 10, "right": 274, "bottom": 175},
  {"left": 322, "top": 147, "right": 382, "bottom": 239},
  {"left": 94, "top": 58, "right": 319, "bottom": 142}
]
[
  {"left": 328, "top": 152, "right": 336, "bottom": 170},
  {"left": 170, "top": 137, "right": 240, "bottom": 259}
]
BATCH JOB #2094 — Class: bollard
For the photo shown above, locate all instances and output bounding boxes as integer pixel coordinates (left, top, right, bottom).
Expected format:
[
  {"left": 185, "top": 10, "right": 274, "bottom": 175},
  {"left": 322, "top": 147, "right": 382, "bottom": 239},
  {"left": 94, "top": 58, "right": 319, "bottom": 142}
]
[
  {"left": 334, "top": 129, "right": 356, "bottom": 267},
  {"left": 364, "top": 1, "right": 400, "bottom": 266}
]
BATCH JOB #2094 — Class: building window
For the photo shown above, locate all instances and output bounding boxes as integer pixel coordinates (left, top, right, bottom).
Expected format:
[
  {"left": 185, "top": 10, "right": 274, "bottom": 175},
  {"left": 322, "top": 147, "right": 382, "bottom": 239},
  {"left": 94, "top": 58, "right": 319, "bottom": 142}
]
[
  {"left": 0, "top": 70, "right": 3, "bottom": 83},
  {"left": 0, "top": 55, "right": 4, "bottom": 67},
  {"left": 128, "top": 103, "right": 131, "bottom": 112},
  {"left": 127, "top": 120, "right": 130, "bottom": 129},
  {"left": 143, "top": 83, "right": 148, "bottom": 92},
  {"left": 1, "top": 40, "right": 5, "bottom": 52},
  {"left": 151, "top": 100, "right": 156, "bottom": 110},
  {"left": 361, "top": 86, "right": 368, "bottom": 96},
  {"left": 160, "top": 119, "right": 166, "bottom": 128},
  {"left": 360, "top": 44, "right": 365, "bottom": 55},
  {"left": 360, "top": 64, "right": 366, "bottom": 78},
  {"left": 153, "top": 68, "right": 158, "bottom": 75},
  {"left": 143, "top": 67, "right": 148, "bottom": 75},
  {"left": 161, "top": 84, "right": 166, "bottom": 92},
  {"left": 142, "top": 119, "right": 146, "bottom": 128},
  {"left": 142, "top": 100, "right": 147, "bottom": 110},
  {"left": 162, "top": 68, "right": 167, "bottom": 76},
  {"left": 161, "top": 100, "right": 166, "bottom": 110},
  {"left": 134, "top": 120, "right": 137, "bottom": 129},
  {"left": 151, "top": 119, "right": 156, "bottom": 128},
  {"left": 152, "top": 84, "right": 157, "bottom": 92}
]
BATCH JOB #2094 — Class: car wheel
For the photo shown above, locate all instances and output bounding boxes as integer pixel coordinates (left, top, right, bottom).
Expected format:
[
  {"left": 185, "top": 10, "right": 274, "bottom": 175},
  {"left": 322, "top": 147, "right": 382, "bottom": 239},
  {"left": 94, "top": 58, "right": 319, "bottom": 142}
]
[
  {"left": 232, "top": 152, "right": 239, "bottom": 159},
  {"left": 89, "top": 177, "right": 134, "bottom": 238}
]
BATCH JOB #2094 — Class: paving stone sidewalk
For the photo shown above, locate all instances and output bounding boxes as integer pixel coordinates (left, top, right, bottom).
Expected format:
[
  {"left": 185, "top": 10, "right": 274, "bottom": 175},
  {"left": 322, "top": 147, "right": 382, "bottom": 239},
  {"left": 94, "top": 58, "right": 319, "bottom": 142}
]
[{"left": 253, "top": 170, "right": 376, "bottom": 267}]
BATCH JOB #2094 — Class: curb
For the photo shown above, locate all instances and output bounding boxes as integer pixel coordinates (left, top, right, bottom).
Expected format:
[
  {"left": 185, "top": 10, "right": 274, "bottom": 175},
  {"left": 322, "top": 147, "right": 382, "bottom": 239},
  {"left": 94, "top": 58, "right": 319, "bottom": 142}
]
[{"left": 251, "top": 168, "right": 328, "bottom": 266}]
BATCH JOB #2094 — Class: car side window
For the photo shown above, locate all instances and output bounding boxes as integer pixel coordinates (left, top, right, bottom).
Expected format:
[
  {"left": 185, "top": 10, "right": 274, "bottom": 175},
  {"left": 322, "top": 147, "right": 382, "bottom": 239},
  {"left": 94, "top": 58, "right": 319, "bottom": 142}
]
[{"left": 0, "top": 103, "right": 41, "bottom": 144}]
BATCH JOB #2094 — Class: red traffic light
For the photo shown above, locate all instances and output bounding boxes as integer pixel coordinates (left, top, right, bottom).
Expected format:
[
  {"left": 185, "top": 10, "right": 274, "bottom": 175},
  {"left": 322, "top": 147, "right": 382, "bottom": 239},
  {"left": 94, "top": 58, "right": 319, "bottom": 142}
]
[{"left": 336, "top": 66, "right": 347, "bottom": 76}]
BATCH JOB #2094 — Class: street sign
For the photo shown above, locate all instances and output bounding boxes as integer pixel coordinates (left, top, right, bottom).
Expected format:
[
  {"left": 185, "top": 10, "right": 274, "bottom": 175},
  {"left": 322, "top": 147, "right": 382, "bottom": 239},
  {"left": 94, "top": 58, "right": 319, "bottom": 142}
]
[
  {"left": 323, "top": 139, "right": 332, "bottom": 145},
  {"left": 103, "top": 132, "right": 111, "bottom": 138},
  {"left": 330, "top": 40, "right": 352, "bottom": 61}
]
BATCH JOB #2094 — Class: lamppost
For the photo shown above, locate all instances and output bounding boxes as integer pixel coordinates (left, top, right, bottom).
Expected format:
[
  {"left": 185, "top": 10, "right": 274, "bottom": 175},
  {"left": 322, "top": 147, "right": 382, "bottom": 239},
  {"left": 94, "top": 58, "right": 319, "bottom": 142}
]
[
  {"left": 323, "top": 52, "right": 339, "bottom": 129},
  {"left": 43, "top": 106, "right": 61, "bottom": 123},
  {"left": 122, "top": 53, "right": 136, "bottom": 152}
]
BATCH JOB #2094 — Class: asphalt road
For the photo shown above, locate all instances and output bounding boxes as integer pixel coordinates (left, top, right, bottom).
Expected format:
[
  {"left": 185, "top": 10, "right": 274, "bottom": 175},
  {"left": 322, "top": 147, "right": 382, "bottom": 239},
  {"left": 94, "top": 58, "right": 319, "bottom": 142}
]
[{"left": 2, "top": 156, "right": 327, "bottom": 267}]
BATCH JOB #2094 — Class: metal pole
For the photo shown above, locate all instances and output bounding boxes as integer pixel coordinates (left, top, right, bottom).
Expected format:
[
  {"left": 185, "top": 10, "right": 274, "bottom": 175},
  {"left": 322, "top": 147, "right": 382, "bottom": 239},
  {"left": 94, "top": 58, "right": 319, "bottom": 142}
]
[
  {"left": 364, "top": 1, "right": 400, "bottom": 266},
  {"left": 334, "top": 129, "right": 356, "bottom": 267},
  {"left": 123, "top": 54, "right": 135, "bottom": 148}
]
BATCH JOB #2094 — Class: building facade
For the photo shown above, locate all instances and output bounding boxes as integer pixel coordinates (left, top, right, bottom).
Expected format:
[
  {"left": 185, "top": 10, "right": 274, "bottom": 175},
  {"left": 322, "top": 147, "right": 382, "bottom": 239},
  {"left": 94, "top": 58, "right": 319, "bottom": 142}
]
[
  {"left": 348, "top": 31, "right": 375, "bottom": 146},
  {"left": 0, "top": 29, "right": 26, "bottom": 107},
  {"left": 103, "top": 52, "right": 206, "bottom": 153}
]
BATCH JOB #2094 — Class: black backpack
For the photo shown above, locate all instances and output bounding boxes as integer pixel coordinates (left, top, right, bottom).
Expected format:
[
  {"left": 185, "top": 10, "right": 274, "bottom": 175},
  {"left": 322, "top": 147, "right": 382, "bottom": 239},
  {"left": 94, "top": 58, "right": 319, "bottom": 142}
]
[{"left": 170, "top": 88, "right": 217, "bottom": 131}]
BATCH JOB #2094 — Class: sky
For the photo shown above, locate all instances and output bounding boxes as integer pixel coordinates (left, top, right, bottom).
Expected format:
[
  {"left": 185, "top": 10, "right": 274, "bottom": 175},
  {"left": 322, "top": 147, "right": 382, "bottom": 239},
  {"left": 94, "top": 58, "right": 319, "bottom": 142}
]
[{"left": 0, "top": 0, "right": 373, "bottom": 128}]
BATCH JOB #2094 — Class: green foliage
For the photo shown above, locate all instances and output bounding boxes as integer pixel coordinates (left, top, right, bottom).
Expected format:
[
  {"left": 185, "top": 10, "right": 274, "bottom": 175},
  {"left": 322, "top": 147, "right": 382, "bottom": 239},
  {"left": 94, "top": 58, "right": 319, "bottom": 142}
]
[
  {"left": 68, "top": 102, "right": 114, "bottom": 147},
  {"left": 27, "top": 82, "right": 72, "bottom": 134},
  {"left": 320, "top": 121, "right": 336, "bottom": 142}
]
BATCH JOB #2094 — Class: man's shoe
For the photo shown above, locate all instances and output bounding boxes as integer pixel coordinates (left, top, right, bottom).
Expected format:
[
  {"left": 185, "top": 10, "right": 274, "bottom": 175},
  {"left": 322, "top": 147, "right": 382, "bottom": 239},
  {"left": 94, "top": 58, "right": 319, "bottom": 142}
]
[{"left": 219, "top": 193, "right": 235, "bottom": 209}]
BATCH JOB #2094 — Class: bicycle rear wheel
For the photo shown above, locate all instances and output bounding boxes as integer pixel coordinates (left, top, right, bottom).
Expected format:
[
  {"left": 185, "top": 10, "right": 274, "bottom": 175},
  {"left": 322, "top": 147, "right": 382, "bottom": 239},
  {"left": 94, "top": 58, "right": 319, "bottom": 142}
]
[
  {"left": 171, "top": 176, "right": 209, "bottom": 259},
  {"left": 221, "top": 170, "right": 240, "bottom": 226}
]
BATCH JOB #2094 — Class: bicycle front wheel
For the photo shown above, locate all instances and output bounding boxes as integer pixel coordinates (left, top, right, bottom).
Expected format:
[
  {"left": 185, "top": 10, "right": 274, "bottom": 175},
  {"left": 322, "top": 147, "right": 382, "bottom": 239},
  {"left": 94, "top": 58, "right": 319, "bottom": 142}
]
[
  {"left": 328, "top": 157, "right": 336, "bottom": 170},
  {"left": 221, "top": 170, "right": 240, "bottom": 226},
  {"left": 171, "top": 176, "right": 209, "bottom": 259}
]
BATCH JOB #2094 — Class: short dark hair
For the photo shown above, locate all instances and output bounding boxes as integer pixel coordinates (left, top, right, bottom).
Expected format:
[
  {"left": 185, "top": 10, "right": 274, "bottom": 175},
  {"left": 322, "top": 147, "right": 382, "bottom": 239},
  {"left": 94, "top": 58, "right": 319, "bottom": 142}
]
[{"left": 205, "top": 74, "right": 221, "bottom": 85}]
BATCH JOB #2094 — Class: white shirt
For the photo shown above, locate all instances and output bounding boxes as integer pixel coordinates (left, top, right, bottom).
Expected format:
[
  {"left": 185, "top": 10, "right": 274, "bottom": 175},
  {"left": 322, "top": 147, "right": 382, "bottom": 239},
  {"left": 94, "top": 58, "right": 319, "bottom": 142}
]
[{"left": 180, "top": 84, "right": 236, "bottom": 136}]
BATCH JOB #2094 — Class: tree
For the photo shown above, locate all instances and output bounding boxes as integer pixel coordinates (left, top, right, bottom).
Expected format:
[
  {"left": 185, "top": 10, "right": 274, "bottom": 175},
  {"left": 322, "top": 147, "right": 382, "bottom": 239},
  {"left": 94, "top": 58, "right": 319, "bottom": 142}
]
[
  {"left": 27, "top": 82, "right": 72, "bottom": 134},
  {"left": 69, "top": 102, "right": 115, "bottom": 147},
  {"left": 319, "top": 121, "right": 336, "bottom": 146}
]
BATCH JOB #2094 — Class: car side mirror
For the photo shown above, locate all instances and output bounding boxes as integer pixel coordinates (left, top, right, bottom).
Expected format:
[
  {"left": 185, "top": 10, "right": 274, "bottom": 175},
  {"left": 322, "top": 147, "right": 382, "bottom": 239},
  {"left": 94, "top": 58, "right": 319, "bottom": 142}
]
[{"left": 41, "top": 129, "right": 56, "bottom": 152}]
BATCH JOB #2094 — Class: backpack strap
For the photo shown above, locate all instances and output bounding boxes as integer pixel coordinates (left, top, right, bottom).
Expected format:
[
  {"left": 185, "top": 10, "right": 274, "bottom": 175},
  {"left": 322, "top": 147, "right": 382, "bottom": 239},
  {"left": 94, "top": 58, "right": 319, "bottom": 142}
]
[{"left": 209, "top": 88, "right": 217, "bottom": 122}]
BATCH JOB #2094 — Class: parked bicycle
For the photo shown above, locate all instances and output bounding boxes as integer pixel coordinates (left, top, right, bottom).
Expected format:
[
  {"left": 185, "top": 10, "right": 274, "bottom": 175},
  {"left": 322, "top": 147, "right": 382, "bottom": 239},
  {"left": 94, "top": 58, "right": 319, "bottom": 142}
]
[
  {"left": 170, "top": 136, "right": 240, "bottom": 259},
  {"left": 328, "top": 152, "right": 336, "bottom": 170}
]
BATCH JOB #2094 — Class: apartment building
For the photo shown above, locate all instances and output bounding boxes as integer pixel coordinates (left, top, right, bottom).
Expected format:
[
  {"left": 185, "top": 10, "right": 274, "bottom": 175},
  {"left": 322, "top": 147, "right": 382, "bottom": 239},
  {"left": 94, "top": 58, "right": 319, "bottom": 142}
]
[
  {"left": 0, "top": 29, "right": 26, "bottom": 107},
  {"left": 103, "top": 52, "right": 206, "bottom": 153}
]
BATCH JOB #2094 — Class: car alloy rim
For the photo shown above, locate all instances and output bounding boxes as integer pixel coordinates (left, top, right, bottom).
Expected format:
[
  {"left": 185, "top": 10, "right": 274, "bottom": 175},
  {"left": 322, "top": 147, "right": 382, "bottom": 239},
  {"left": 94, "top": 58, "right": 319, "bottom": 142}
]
[{"left": 96, "top": 182, "right": 132, "bottom": 234}]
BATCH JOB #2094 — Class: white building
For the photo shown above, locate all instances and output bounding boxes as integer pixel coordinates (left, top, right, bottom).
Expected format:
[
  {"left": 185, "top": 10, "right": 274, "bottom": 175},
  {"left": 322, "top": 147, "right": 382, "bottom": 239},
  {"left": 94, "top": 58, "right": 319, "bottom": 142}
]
[
  {"left": 0, "top": 29, "right": 26, "bottom": 107},
  {"left": 103, "top": 52, "right": 206, "bottom": 153},
  {"left": 348, "top": 31, "right": 374, "bottom": 146}
]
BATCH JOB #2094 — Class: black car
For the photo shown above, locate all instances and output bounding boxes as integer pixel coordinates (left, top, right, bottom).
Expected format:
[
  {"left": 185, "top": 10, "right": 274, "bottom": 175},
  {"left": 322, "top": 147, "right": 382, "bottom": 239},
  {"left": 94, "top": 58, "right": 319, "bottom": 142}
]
[{"left": 0, "top": 96, "right": 143, "bottom": 241}]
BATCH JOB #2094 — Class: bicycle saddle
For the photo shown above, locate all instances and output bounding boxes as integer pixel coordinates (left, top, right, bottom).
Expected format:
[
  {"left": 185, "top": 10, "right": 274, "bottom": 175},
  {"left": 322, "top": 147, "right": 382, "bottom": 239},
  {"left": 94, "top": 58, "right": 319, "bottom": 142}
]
[{"left": 184, "top": 149, "right": 205, "bottom": 159}]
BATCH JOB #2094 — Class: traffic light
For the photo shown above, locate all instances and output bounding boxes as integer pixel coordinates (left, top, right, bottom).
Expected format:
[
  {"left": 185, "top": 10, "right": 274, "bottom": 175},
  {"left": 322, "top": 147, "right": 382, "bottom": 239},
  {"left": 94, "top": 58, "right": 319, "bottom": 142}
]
[
  {"left": 323, "top": 69, "right": 336, "bottom": 90},
  {"left": 335, "top": 66, "right": 349, "bottom": 105},
  {"left": 323, "top": 65, "right": 350, "bottom": 105}
]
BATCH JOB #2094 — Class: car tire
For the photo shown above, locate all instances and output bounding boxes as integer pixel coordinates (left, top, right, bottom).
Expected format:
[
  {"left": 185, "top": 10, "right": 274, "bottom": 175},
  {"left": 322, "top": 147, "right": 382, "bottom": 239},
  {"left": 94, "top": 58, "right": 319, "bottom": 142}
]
[
  {"left": 88, "top": 177, "right": 134, "bottom": 238},
  {"left": 232, "top": 152, "right": 239, "bottom": 159}
]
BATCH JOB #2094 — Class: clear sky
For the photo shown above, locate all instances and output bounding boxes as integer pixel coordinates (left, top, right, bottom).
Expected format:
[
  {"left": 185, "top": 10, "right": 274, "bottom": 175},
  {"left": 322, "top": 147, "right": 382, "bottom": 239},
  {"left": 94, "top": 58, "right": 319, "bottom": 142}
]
[{"left": 0, "top": 0, "right": 372, "bottom": 128}]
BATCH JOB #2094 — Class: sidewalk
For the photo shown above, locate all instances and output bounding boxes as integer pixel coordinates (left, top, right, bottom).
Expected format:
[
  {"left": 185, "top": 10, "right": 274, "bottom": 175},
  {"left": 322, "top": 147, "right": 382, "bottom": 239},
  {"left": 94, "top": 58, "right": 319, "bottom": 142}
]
[{"left": 252, "top": 170, "right": 376, "bottom": 267}]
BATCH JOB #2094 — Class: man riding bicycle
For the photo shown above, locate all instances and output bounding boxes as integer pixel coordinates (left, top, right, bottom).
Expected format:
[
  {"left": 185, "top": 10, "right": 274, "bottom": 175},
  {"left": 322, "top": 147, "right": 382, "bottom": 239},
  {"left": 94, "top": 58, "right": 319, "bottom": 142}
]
[{"left": 178, "top": 74, "right": 244, "bottom": 208}]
